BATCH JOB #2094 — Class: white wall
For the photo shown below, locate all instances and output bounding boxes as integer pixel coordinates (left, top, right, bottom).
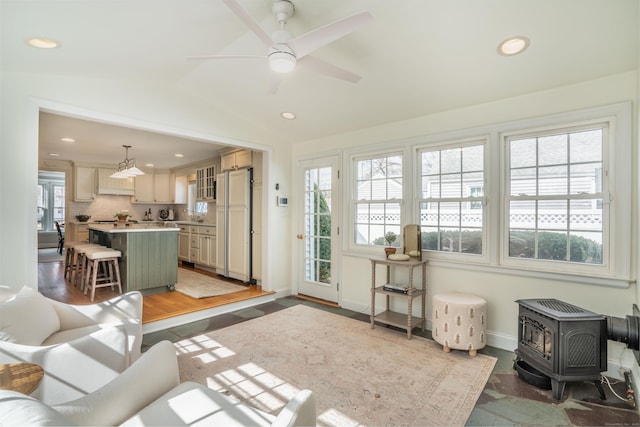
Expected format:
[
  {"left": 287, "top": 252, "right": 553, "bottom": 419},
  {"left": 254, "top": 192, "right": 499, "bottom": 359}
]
[
  {"left": 0, "top": 72, "right": 293, "bottom": 294},
  {"left": 292, "top": 71, "right": 639, "bottom": 353}
]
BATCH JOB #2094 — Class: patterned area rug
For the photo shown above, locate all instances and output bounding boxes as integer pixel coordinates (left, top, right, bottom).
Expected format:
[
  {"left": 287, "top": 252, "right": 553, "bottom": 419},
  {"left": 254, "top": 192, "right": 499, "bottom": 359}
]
[
  {"left": 175, "top": 305, "right": 496, "bottom": 426},
  {"left": 174, "top": 268, "right": 247, "bottom": 298}
]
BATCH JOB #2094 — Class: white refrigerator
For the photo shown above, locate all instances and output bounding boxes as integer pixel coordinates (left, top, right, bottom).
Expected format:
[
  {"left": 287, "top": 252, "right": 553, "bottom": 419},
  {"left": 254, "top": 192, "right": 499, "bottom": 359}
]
[{"left": 216, "top": 168, "right": 253, "bottom": 283}]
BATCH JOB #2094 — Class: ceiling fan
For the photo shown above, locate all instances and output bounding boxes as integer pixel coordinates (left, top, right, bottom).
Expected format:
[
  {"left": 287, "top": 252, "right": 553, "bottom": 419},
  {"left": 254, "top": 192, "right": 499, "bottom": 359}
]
[{"left": 187, "top": 0, "right": 373, "bottom": 93}]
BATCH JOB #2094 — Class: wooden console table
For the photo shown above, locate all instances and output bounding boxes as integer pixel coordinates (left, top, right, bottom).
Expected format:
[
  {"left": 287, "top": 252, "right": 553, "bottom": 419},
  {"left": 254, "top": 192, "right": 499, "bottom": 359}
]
[
  {"left": 370, "top": 257, "right": 428, "bottom": 339},
  {"left": 0, "top": 363, "right": 44, "bottom": 395}
]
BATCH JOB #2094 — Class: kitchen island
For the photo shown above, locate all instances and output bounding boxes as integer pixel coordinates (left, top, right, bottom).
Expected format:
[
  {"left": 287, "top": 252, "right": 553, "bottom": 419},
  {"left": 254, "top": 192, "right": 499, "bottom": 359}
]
[{"left": 88, "top": 223, "right": 179, "bottom": 292}]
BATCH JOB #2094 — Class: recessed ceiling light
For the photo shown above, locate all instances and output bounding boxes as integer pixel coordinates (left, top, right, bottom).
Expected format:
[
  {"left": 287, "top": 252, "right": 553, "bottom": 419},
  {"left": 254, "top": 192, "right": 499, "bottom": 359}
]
[
  {"left": 60, "top": 137, "right": 75, "bottom": 143},
  {"left": 27, "top": 38, "right": 59, "bottom": 49},
  {"left": 146, "top": 163, "right": 154, "bottom": 167},
  {"left": 281, "top": 111, "right": 296, "bottom": 120},
  {"left": 498, "top": 36, "right": 529, "bottom": 56},
  {"left": 48, "top": 153, "right": 60, "bottom": 157},
  {"left": 174, "top": 153, "right": 184, "bottom": 158}
]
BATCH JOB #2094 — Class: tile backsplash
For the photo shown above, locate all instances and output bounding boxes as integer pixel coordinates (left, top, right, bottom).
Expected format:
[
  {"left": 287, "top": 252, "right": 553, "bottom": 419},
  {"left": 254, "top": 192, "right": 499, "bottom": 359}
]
[{"left": 68, "top": 196, "right": 216, "bottom": 223}]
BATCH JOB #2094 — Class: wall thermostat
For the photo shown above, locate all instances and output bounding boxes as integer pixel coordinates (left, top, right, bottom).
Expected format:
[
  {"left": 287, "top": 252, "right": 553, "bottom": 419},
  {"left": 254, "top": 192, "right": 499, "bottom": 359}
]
[{"left": 277, "top": 196, "right": 288, "bottom": 207}]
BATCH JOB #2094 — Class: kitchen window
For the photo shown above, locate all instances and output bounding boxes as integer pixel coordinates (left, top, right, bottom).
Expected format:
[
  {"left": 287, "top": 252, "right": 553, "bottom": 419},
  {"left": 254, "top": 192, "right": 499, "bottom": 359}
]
[{"left": 37, "top": 172, "right": 65, "bottom": 232}]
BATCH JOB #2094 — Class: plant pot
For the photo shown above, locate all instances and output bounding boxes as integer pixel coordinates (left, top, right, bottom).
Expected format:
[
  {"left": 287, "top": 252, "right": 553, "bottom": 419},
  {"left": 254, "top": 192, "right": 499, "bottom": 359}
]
[{"left": 384, "top": 247, "right": 397, "bottom": 258}]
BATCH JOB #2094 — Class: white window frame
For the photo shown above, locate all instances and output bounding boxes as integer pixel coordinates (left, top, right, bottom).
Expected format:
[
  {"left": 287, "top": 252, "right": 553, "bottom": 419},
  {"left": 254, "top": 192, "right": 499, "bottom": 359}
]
[
  {"left": 416, "top": 138, "right": 490, "bottom": 264},
  {"left": 498, "top": 103, "right": 631, "bottom": 284},
  {"left": 348, "top": 149, "right": 405, "bottom": 253},
  {"left": 342, "top": 102, "right": 631, "bottom": 286}
]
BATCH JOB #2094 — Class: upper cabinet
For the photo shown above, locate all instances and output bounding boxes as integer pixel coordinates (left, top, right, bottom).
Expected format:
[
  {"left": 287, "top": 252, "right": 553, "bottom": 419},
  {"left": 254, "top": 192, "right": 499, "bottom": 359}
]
[
  {"left": 221, "top": 149, "right": 252, "bottom": 171},
  {"left": 174, "top": 175, "right": 188, "bottom": 204},
  {"left": 196, "top": 165, "right": 216, "bottom": 201},
  {"left": 133, "top": 172, "right": 172, "bottom": 203},
  {"left": 97, "top": 168, "right": 135, "bottom": 196},
  {"left": 74, "top": 166, "right": 96, "bottom": 202}
]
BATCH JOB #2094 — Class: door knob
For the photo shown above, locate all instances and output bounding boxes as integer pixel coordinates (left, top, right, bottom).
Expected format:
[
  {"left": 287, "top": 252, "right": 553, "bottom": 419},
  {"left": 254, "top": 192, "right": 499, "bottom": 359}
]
[{"left": 297, "top": 234, "right": 304, "bottom": 239}]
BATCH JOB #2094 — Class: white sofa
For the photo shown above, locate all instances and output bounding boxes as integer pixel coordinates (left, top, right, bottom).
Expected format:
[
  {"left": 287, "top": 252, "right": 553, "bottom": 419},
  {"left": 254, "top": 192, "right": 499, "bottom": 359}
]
[
  {"left": 0, "top": 286, "right": 143, "bottom": 404},
  {"left": 0, "top": 340, "right": 317, "bottom": 426}
]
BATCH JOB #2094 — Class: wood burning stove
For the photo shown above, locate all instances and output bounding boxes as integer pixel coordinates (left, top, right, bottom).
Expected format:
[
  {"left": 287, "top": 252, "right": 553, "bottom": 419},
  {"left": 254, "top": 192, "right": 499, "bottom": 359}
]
[{"left": 515, "top": 299, "right": 607, "bottom": 401}]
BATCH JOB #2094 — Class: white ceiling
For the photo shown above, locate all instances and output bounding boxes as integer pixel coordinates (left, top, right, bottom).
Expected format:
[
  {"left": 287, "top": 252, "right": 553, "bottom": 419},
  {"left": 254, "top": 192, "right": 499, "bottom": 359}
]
[{"left": 2, "top": 0, "right": 637, "bottom": 168}]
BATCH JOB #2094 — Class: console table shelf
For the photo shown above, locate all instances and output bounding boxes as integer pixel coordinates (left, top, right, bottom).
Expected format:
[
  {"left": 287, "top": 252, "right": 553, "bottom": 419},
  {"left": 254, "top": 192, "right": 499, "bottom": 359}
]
[{"left": 370, "top": 257, "right": 428, "bottom": 339}]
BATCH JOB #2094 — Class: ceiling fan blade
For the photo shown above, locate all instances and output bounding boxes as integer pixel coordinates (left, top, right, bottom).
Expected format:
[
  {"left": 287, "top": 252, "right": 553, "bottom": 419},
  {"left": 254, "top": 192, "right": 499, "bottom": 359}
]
[
  {"left": 222, "top": 0, "right": 273, "bottom": 47},
  {"left": 186, "top": 54, "right": 265, "bottom": 61},
  {"left": 290, "top": 11, "right": 373, "bottom": 59},
  {"left": 298, "top": 55, "right": 362, "bottom": 83}
]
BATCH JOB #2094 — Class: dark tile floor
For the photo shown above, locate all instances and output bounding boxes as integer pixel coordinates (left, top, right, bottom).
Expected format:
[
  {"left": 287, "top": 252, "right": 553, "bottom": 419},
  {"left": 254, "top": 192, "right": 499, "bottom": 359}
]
[{"left": 143, "top": 296, "right": 639, "bottom": 426}]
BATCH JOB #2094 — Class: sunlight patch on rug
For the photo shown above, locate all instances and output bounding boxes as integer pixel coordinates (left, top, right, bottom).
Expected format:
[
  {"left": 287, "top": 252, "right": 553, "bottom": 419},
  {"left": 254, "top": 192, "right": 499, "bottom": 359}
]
[
  {"left": 175, "top": 305, "right": 497, "bottom": 426},
  {"left": 174, "top": 268, "right": 247, "bottom": 298}
]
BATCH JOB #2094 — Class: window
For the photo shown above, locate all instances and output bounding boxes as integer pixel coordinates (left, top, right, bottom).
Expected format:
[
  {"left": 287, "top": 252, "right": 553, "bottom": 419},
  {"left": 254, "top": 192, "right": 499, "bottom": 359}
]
[
  {"left": 344, "top": 103, "right": 630, "bottom": 284},
  {"left": 418, "top": 142, "right": 485, "bottom": 255},
  {"left": 506, "top": 125, "right": 606, "bottom": 265},
  {"left": 353, "top": 153, "right": 403, "bottom": 247},
  {"left": 37, "top": 173, "right": 65, "bottom": 232}
]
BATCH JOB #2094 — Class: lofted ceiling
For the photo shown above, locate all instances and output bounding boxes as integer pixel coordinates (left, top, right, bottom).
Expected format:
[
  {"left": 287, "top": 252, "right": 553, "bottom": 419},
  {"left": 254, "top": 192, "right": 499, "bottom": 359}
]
[{"left": 2, "top": 0, "right": 637, "bottom": 168}]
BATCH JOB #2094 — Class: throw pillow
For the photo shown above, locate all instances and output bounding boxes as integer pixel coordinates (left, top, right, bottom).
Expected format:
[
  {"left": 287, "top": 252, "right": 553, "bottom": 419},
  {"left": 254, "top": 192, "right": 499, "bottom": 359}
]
[{"left": 0, "top": 286, "right": 60, "bottom": 345}]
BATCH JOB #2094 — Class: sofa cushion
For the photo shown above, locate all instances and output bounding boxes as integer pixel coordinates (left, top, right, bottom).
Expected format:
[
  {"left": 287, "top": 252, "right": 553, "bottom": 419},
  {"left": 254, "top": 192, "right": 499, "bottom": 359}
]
[
  {"left": 0, "top": 390, "right": 74, "bottom": 426},
  {"left": 0, "top": 287, "right": 60, "bottom": 345}
]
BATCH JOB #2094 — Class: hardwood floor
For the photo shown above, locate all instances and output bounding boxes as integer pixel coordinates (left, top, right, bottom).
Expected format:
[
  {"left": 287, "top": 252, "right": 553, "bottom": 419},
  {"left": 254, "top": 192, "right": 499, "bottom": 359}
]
[{"left": 37, "top": 254, "right": 273, "bottom": 324}]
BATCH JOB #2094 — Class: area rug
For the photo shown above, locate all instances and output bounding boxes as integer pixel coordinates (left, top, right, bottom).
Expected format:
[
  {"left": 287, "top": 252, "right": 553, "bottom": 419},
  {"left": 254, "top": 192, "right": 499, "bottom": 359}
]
[
  {"left": 175, "top": 305, "right": 496, "bottom": 426},
  {"left": 174, "top": 268, "right": 247, "bottom": 298},
  {"left": 38, "top": 248, "right": 63, "bottom": 263}
]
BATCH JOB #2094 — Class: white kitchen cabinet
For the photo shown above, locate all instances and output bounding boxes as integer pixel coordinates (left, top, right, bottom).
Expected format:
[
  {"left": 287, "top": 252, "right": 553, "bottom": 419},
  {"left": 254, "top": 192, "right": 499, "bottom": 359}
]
[
  {"left": 178, "top": 225, "right": 190, "bottom": 261},
  {"left": 97, "top": 168, "right": 134, "bottom": 196},
  {"left": 154, "top": 173, "right": 171, "bottom": 203},
  {"left": 74, "top": 166, "right": 96, "bottom": 202},
  {"left": 196, "top": 165, "right": 216, "bottom": 201},
  {"left": 133, "top": 174, "right": 154, "bottom": 202},
  {"left": 198, "top": 234, "right": 216, "bottom": 266},
  {"left": 133, "top": 172, "right": 171, "bottom": 203},
  {"left": 221, "top": 150, "right": 252, "bottom": 171},
  {"left": 189, "top": 226, "right": 199, "bottom": 261},
  {"left": 174, "top": 174, "right": 188, "bottom": 204},
  {"left": 197, "top": 226, "right": 216, "bottom": 266}
]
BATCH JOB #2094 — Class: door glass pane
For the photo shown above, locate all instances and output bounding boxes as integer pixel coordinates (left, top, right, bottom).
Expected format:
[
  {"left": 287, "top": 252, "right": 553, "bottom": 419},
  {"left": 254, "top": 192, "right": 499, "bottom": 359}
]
[{"left": 304, "top": 167, "right": 332, "bottom": 285}]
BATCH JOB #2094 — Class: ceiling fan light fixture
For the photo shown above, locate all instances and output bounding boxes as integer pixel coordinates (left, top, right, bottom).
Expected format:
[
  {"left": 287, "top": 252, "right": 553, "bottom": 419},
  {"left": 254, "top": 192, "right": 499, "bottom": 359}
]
[{"left": 269, "top": 50, "right": 296, "bottom": 73}]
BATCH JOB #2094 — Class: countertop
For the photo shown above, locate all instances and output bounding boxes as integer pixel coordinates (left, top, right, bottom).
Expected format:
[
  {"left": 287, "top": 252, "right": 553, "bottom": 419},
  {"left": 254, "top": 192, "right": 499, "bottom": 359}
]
[{"left": 88, "top": 223, "right": 179, "bottom": 233}]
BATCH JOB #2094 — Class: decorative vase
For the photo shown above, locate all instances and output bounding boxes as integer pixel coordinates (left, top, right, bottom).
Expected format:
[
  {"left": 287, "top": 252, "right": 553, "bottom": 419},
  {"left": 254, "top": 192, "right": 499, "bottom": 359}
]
[{"left": 384, "top": 247, "right": 397, "bottom": 258}]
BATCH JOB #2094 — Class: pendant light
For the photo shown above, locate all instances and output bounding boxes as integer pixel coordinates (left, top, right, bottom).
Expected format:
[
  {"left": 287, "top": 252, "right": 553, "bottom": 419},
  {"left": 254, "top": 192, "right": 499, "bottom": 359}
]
[{"left": 110, "top": 145, "right": 145, "bottom": 179}]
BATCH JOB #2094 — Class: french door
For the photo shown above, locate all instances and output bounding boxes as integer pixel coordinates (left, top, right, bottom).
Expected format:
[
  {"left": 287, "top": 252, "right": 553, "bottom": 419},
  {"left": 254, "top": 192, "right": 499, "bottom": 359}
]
[{"left": 297, "top": 156, "right": 341, "bottom": 303}]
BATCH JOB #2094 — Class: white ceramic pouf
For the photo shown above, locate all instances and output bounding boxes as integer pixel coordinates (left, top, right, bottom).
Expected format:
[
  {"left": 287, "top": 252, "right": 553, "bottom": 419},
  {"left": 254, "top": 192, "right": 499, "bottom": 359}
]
[{"left": 432, "top": 292, "right": 487, "bottom": 356}]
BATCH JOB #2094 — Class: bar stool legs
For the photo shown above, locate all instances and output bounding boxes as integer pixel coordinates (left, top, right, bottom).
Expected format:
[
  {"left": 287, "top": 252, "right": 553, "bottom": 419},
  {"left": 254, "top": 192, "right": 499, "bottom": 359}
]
[{"left": 84, "top": 249, "right": 123, "bottom": 302}]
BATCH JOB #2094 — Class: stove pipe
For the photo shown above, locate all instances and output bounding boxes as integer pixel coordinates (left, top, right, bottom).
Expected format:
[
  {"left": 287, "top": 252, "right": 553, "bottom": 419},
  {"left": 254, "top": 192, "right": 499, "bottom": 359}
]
[{"left": 606, "top": 314, "right": 640, "bottom": 351}]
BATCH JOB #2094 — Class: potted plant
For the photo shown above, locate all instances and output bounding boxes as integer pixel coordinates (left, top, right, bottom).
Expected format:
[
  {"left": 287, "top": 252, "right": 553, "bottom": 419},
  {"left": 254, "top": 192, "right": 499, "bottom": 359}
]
[
  {"left": 383, "top": 231, "right": 397, "bottom": 258},
  {"left": 115, "top": 211, "right": 130, "bottom": 222}
]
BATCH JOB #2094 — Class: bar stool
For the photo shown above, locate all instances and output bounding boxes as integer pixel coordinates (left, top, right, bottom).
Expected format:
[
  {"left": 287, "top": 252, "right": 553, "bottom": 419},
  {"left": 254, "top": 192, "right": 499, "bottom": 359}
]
[
  {"left": 73, "top": 244, "right": 105, "bottom": 289},
  {"left": 83, "top": 248, "right": 123, "bottom": 302},
  {"left": 63, "top": 240, "right": 89, "bottom": 281}
]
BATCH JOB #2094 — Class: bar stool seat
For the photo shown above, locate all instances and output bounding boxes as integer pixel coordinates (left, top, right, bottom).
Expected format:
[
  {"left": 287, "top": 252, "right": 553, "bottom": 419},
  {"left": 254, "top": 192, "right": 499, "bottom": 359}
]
[
  {"left": 73, "top": 244, "right": 106, "bottom": 289},
  {"left": 84, "top": 248, "right": 123, "bottom": 302}
]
